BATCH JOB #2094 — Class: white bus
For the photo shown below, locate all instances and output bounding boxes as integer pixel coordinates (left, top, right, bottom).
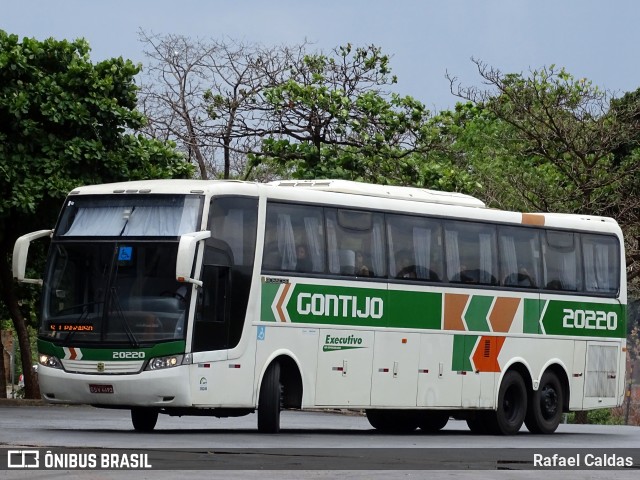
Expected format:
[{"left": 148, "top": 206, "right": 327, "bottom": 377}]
[{"left": 13, "top": 179, "right": 627, "bottom": 435}]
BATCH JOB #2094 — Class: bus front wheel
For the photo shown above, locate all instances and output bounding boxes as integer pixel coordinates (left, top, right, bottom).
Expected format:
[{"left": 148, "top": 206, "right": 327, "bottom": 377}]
[
  {"left": 131, "top": 408, "right": 158, "bottom": 432},
  {"left": 258, "top": 362, "right": 282, "bottom": 433},
  {"left": 525, "top": 371, "right": 563, "bottom": 434}
]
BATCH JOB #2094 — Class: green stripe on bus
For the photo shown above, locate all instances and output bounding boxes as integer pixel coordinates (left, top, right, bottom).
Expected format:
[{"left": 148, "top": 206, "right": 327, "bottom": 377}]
[
  {"left": 260, "top": 281, "right": 626, "bottom": 338},
  {"left": 37, "top": 339, "right": 187, "bottom": 360},
  {"left": 523, "top": 299, "right": 543, "bottom": 334},
  {"left": 452, "top": 335, "right": 476, "bottom": 372},
  {"left": 540, "top": 300, "right": 626, "bottom": 338},
  {"left": 464, "top": 295, "right": 493, "bottom": 332}
]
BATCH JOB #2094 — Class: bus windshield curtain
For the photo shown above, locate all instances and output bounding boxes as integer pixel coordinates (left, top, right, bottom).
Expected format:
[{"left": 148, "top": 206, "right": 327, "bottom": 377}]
[
  {"left": 123, "top": 206, "right": 193, "bottom": 236},
  {"left": 64, "top": 207, "right": 127, "bottom": 236},
  {"left": 64, "top": 202, "right": 200, "bottom": 237}
]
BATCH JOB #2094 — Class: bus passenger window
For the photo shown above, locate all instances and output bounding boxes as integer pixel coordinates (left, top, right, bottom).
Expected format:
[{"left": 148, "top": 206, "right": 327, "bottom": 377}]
[
  {"left": 444, "top": 221, "right": 498, "bottom": 286},
  {"left": 386, "top": 214, "right": 442, "bottom": 282},
  {"left": 326, "top": 209, "right": 386, "bottom": 278},
  {"left": 543, "top": 231, "right": 581, "bottom": 292},
  {"left": 263, "top": 203, "right": 326, "bottom": 274},
  {"left": 498, "top": 226, "right": 541, "bottom": 289},
  {"left": 582, "top": 234, "right": 619, "bottom": 295}
]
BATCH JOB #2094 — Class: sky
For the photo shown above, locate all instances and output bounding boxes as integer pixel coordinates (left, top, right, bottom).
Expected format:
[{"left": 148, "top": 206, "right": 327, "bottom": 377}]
[{"left": 3, "top": 0, "right": 639, "bottom": 111}]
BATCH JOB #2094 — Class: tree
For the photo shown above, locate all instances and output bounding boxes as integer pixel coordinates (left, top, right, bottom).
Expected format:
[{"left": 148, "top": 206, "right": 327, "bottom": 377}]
[
  {"left": 137, "top": 31, "right": 307, "bottom": 180},
  {"left": 252, "top": 44, "right": 438, "bottom": 184},
  {"left": 447, "top": 59, "right": 640, "bottom": 280},
  {"left": 0, "top": 31, "right": 192, "bottom": 398}
]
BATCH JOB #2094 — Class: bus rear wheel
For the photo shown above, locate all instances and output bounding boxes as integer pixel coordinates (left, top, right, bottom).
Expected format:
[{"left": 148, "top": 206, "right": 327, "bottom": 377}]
[
  {"left": 490, "top": 370, "right": 527, "bottom": 435},
  {"left": 131, "top": 408, "right": 159, "bottom": 432},
  {"left": 525, "top": 371, "right": 563, "bottom": 434},
  {"left": 366, "top": 410, "right": 417, "bottom": 433},
  {"left": 258, "top": 362, "right": 282, "bottom": 433}
]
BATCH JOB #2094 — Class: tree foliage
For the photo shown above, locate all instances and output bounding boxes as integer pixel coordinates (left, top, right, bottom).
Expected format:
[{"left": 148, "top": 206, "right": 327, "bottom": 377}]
[
  {"left": 138, "top": 30, "right": 307, "bottom": 180},
  {"left": 0, "top": 30, "right": 192, "bottom": 398},
  {"left": 138, "top": 36, "right": 475, "bottom": 190},
  {"left": 447, "top": 59, "right": 640, "bottom": 280}
]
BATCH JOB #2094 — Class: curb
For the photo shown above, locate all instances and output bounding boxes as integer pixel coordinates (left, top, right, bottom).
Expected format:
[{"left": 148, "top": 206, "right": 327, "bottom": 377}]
[{"left": 0, "top": 398, "right": 48, "bottom": 406}]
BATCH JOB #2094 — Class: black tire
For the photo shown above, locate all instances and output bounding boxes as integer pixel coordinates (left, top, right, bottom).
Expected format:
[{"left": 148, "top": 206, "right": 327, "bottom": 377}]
[
  {"left": 490, "top": 370, "right": 527, "bottom": 435},
  {"left": 258, "top": 362, "right": 282, "bottom": 433},
  {"left": 366, "top": 410, "right": 417, "bottom": 433},
  {"left": 131, "top": 408, "right": 158, "bottom": 432},
  {"left": 417, "top": 411, "right": 449, "bottom": 433},
  {"left": 525, "top": 371, "right": 563, "bottom": 434},
  {"left": 466, "top": 412, "right": 492, "bottom": 434}
]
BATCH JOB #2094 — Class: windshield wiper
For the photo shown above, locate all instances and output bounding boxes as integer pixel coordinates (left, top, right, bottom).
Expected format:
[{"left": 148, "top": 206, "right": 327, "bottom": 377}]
[{"left": 109, "top": 287, "right": 140, "bottom": 348}]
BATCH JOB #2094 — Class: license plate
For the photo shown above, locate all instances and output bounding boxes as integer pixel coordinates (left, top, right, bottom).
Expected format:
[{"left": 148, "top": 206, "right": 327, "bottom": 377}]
[{"left": 89, "top": 384, "right": 114, "bottom": 394}]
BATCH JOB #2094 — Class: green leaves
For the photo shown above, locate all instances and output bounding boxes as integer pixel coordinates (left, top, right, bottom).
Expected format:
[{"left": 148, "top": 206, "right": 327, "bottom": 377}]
[{"left": 0, "top": 29, "right": 193, "bottom": 234}]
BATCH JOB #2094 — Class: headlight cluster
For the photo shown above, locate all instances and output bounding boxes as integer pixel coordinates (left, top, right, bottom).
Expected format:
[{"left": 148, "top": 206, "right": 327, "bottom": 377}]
[
  {"left": 145, "top": 354, "right": 184, "bottom": 371},
  {"left": 39, "top": 354, "right": 62, "bottom": 369}
]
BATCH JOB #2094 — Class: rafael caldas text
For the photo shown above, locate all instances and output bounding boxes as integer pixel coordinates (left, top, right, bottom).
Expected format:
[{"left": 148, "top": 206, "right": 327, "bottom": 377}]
[{"left": 533, "top": 452, "right": 633, "bottom": 467}]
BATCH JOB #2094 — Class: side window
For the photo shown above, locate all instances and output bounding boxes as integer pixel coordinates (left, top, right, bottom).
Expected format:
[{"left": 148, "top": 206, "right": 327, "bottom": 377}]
[
  {"left": 326, "top": 209, "right": 386, "bottom": 278},
  {"left": 207, "top": 197, "right": 257, "bottom": 267},
  {"left": 387, "top": 214, "right": 443, "bottom": 281},
  {"left": 263, "top": 203, "right": 326, "bottom": 274},
  {"left": 543, "top": 231, "right": 582, "bottom": 291},
  {"left": 498, "top": 226, "right": 541, "bottom": 289},
  {"left": 445, "top": 221, "right": 498, "bottom": 286},
  {"left": 583, "top": 234, "right": 620, "bottom": 295}
]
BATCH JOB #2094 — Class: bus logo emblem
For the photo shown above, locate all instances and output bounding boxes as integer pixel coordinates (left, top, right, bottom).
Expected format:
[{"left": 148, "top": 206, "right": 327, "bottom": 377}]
[{"left": 97, "top": 362, "right": 105, "bottom": 372}]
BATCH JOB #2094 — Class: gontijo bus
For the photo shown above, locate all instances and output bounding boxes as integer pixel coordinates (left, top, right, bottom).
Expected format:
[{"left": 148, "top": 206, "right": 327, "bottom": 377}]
[{"left": 13, "top": 179, "right": 626, "bottom": 434}]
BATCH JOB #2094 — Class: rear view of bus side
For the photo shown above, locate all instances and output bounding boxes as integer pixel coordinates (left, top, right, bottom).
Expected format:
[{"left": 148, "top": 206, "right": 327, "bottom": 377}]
[{"left": 13, "top": 179, "right": 626, "bottom": 435}]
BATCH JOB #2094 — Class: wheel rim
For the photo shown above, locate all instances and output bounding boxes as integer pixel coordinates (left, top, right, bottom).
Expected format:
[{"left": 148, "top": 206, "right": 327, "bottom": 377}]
[{"left": 540, "top": 385, "right": 559, "bottom": 421}]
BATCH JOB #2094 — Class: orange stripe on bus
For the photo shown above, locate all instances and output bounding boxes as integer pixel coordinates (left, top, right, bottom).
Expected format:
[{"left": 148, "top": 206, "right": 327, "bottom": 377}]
[
  {"left": 489, "top": 297, "right": 521, "bottom": 333},
  {"left": 472, "top": 336, "right": 506, "bottom": 372},
  {"left": 276, "top": 283, "right": 291, "bottom": 322},
  {"left": 444, "top": 294, "right": 469, "bottom": 331},
  {"left": 521, "top": 213, "right": 545, "bottom": 226}
]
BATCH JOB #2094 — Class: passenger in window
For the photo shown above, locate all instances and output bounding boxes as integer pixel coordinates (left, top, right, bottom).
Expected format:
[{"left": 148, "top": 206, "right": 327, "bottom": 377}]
[
  {"left": 355, "top": 251, "right": 371, "bottom": 277},
  {"left": 517, "top": 266, "right": 536, "bottom": 287},
  {"left": 546, "top": 279, "right": 563, "bottom": 290},
  {"left": 396, "top": 251, "right": 417, "bottom": 279},
  {"left": 295, "top": 244, "right": 312, "bottom": 273}
]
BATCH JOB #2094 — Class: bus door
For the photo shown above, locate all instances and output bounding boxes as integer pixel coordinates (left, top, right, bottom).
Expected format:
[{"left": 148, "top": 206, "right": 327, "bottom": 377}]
[{"left": 189, "top": 196, "right": 258, "bottom": 407}]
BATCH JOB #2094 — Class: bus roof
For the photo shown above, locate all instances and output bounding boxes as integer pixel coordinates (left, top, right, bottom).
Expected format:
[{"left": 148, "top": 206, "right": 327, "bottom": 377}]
[
  {"left": 268, "top": 179, "right": 486, "bottom": 208},
  {"left": 65, "top": 178, "right": 621, "bottom": 235}
]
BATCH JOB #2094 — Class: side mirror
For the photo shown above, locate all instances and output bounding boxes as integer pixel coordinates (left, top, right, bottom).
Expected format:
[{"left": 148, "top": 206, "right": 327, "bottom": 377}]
[
  {"left": 12, "top": 230, "right": 53, "bottom": 285},
  {"left": 176, "top": 231, "right": 211, "bottom": 287}
]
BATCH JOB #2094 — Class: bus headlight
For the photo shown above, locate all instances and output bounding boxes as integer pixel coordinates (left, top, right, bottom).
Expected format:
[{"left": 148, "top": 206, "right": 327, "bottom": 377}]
[
  {"left": 145, "top": 355, "right": 183, "bottom": 371},
  {"left": 39, "top": 354, "right": 62, "bottom": 369}
]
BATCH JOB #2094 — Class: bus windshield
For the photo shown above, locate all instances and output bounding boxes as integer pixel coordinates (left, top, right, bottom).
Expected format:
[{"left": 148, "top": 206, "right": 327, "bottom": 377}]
[{"left": 40, "top": 241, "right": 190, "bottom": 344}]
